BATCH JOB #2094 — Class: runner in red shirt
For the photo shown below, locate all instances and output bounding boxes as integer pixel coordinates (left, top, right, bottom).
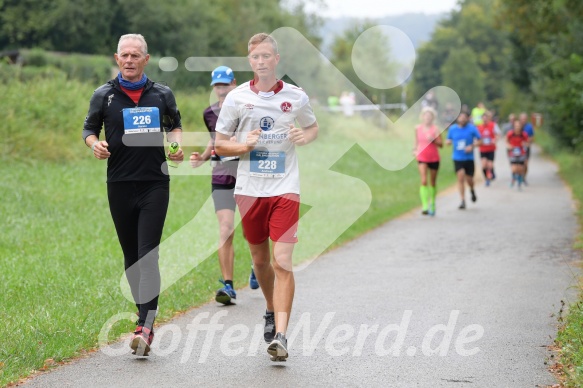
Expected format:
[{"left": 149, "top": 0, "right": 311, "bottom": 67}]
[
  {"left": 477, "top": 111, "right": 499, "bottom": 186},
  {"left": 506, "top": 120, "right": 529, "bottom": 190}
]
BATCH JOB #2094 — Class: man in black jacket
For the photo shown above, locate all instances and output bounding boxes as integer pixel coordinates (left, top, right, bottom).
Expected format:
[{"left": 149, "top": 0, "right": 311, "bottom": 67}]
[{"left": 82, "top": 33, "right": 183, "bottom": 356}]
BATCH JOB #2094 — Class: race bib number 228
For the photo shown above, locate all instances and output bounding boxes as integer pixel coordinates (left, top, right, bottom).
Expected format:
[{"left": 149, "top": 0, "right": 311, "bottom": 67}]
[{"left": 250, "top": 150, "right": 285, "bottom": 178}]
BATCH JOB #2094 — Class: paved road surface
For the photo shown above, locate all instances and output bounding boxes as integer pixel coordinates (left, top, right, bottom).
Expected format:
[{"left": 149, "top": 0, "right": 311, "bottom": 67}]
[{"left": 24, "top": 145, "right": 580, "bottom": 387}]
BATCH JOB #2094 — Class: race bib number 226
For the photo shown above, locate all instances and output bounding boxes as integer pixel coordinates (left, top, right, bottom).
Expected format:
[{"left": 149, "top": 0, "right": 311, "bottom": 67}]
[{"left": 123, "top": 107, "right": 161, "bottom": 134}]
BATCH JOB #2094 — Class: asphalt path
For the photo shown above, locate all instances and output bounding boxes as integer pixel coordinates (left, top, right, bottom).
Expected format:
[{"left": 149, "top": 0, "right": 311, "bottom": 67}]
[{"left": 24, "top": 145, "right": 580, "bottom": 387}]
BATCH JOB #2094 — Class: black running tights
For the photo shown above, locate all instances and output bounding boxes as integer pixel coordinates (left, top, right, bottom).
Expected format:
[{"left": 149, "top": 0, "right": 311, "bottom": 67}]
[{"left": 107, "top": 180, "right": 169, "bottom": 328}]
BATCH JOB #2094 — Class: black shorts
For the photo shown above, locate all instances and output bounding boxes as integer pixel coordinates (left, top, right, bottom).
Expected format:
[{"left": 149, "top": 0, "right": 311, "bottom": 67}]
[
  {"left": 509, "top": 154, "right": 526, "bottom": 164},
  {"left": 418, "top": 160, "right": 440, "bottom": 170},
  {"left": 480, "top": 151, "right": 495, "bottom": 161},
  {"left": 211, "top": 183, "right": 236, "bottom": 212},
  {"left": 454, "top": 160, "right": 475, "bottom": 176}
]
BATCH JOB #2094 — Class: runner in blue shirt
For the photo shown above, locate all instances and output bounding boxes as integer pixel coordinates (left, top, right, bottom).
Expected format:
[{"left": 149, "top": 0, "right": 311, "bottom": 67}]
[
  {"left": 446, "top": 111, "right": 482, "bottom": 209},
  {"left": 519, "top": 113, "right": 534, "bottom": 185}
]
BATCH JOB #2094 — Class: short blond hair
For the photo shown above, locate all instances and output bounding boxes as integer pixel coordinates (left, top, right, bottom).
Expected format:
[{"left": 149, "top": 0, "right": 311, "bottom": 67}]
[
  {"left": 248, "top": 33, "right": 278, "bottom": 54},
  {"left": 117, "top": 34, "right": 148, "bottom": 55},
  {"left": 420, "top": 106, "right": 437, "bottom": 119}
]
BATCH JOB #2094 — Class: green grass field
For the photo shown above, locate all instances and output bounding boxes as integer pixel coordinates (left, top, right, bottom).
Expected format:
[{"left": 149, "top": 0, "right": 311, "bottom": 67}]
[
  {"left": 536, "top": 130, "right": 583, "bottom": 387},
  {"left": 0, "top": 77, "right": 456, "bottom": 386}
]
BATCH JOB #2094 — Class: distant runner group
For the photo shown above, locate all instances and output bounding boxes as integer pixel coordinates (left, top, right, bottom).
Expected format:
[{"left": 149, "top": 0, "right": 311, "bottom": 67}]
[{"left": 414, "top": 102, "right": 536, "bottom": 214}]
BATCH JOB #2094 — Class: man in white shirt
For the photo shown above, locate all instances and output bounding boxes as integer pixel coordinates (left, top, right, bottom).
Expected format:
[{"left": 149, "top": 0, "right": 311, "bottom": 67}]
[{"left": 215, "top": 32, "right": 318, "bottom": 362}]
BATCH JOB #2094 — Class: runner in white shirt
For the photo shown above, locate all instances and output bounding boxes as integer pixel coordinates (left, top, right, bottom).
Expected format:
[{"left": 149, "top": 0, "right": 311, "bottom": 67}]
[{"left": 215, "top": 33, "right": 318, "bottom": 362}]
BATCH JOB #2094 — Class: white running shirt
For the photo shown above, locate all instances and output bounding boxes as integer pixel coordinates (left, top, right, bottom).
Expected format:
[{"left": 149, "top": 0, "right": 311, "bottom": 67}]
[{"left": 215, "top": 80, "right": 317, "bottom": 197}]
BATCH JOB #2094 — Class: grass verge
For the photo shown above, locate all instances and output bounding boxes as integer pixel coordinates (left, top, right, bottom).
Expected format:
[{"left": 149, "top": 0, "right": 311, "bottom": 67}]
[{"left": 537, "top": 129, "right": 583, "bottom": 387}]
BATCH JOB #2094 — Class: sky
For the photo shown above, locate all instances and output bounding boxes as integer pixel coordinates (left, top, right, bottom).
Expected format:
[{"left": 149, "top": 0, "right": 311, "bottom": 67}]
[{"left": 307, "top": 0, "right": 459, "bottom": 18}]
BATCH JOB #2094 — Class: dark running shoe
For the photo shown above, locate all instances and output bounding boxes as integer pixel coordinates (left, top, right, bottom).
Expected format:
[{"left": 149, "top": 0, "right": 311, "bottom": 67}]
[
  {"left": 264, "top": 311, "right": 276, "bottom": 343},
  {"left": 130, "top": 326, "right": 154, "bottom": 356},
  {"left": 216, "top": 280, "right": 237, "bottom": 305},
  {"left": 267, "top": 332, "right": 288, "bottom": 362},
  {"left": 470, "top": 189, "right": 477, "bottom": 202}
]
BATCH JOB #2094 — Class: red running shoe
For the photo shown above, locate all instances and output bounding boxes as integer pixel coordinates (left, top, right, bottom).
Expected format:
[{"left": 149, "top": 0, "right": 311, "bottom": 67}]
[{"left": 130, "top": 326, "right": 154, "bottom": 356}]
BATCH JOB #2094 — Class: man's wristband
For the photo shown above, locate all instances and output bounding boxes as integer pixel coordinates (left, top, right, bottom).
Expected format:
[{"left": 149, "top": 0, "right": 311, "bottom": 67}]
[{"left": 91, "top": 140, "right": 99, "bottom": 152}]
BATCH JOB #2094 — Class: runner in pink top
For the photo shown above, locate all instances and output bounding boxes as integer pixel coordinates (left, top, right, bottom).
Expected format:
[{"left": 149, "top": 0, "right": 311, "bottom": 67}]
[{"left": 414, "top": 106, "right": 442, "bottom": 216}]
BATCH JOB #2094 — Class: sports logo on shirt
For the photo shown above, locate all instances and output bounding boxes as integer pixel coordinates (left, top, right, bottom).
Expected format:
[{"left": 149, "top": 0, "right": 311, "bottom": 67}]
[
  {"left": 280, "top": 101, "right": 292, "bottom": 113},
  {"left": 259, "top": 116, "right": 275, "bottom": 131}
]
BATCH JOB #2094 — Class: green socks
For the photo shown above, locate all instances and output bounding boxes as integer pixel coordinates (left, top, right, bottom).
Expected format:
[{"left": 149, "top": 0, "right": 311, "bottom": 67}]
[
  {"left": 428, "top": 186, "right": 436, "bottom": 210},
  {"left": 420, "top": 185, "right": 429, "bottom": 211}
]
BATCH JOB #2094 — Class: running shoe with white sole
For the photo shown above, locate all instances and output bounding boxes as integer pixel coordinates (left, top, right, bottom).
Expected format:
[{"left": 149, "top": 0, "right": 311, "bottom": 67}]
[
  {"left": 130, "top": 326, "right": 154, "bottom": 356},
  {"left": 267, "top": 332, "right": 288, "bottom": 362}
]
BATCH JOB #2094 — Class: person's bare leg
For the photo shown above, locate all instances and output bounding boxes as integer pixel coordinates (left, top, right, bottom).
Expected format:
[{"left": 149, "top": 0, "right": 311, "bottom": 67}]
[
  {"left": 457, "top": 168, "right": 466, "bottom": 202},
  {"left": 518, "top": 164, "right": 526, "bottom": 188},
  {"left": 510, "top": 164, "right": 517, "bottom": 185},
  {"left": 466, "top": 174, "right": 475, "bottom": 191},
  {"left": 429, "top": 167, "right": 438, "bottom": 187},
  {"left": 418, "top": 163, "right": 428, "bottom": 186},
  {"left": 271, "top": 241, "right": 295, "bottom": 335},
  {"left": 249, "top": 240, "right": 274, "bottom": 311},
  {"left": 216, "top": 209, "right": 235, "bottom": 281}
]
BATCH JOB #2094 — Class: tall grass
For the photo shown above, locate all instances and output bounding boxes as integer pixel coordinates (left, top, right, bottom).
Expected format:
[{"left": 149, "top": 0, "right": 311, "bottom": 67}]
[{"left": 0, "top": 76, "right": 210, "bottom": 163}]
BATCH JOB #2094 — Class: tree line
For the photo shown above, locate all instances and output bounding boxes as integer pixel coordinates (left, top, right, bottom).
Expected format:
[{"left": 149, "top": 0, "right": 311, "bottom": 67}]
[
  {"left": 0, "top": 0, "right": 323, "bottom": 89},
  {"left": 411, "top": 0, "right": 582, "bottom": 150},
  {"left": 1, "top": 0, "right": 581, "bottom": 148},
  {"left": 0, "top": 0, "right": 321, "bottom": 57}
]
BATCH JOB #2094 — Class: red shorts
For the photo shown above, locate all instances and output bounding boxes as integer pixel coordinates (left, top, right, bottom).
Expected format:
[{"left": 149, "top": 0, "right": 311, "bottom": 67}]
[{"left": 235, "top": 194, "right": 300, "bottom": 245}]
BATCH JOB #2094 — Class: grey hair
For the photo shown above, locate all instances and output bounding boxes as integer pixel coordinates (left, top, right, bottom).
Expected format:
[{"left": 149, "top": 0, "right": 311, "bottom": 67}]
[{"left": 117, "top": 34, "right": 148, "bottom": 55}]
